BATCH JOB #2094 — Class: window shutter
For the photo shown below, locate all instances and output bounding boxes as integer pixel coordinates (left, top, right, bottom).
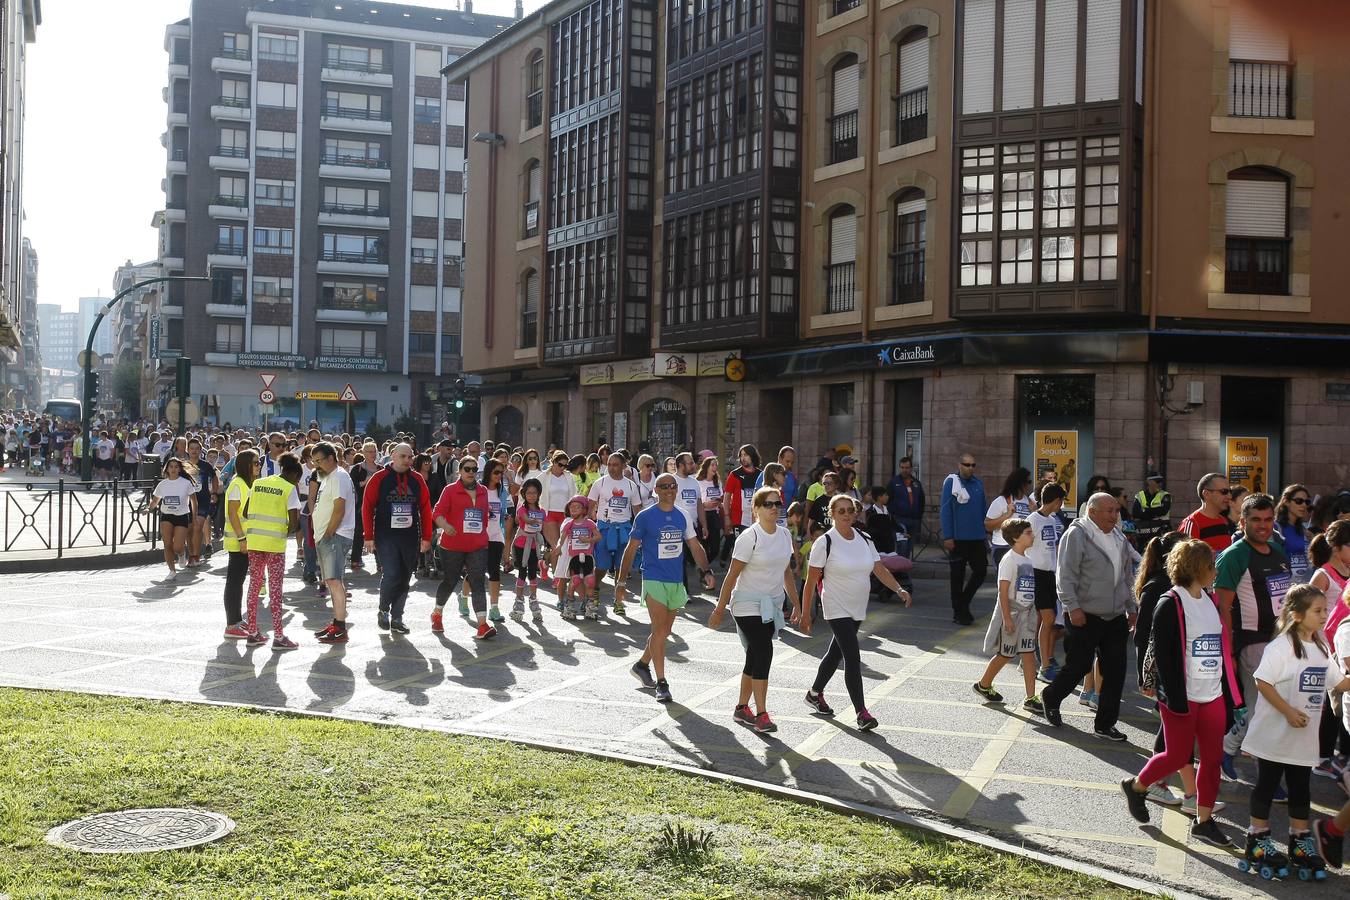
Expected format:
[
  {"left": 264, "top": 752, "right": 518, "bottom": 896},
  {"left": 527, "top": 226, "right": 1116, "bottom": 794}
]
[
  {"left": 1001, "top": 0, "right": 1036, "bottom": 111},
  {"left": 829, "top": 212, "right": 857, "bottom": 264},
  {"left": 1226, "top": 178, "right": 1287, "bottom": 237},
  {"left": 525, "top": 272, "right": 539, "bottom": 311},
  {"left": 962, "top": 0, "right": 996, "bottom": 114},
  {"left": 898, "top": 32, "right": 929, "bottom": 95},
  {"left": 528, "top": 164, "right": 541, "bottom": 202},
  {"left": 895, "top": 195, "right": 926, "bottom": 217},
  {"left": 1084, "top": 0, "right": 1121, "bottom": 102},
  {"left": 1229, "top": 7, "right": 1289, "bottom": 61},
  {"left": 1042, "top": 0, "right": 1078, "bottom": 107},
  {"left": 832, "top": 60, "right": 860, "bottom": 114}
]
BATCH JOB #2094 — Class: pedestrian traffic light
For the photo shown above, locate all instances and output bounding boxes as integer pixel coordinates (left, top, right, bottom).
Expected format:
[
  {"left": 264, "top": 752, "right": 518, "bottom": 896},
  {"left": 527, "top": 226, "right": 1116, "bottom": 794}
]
[{"left": 454, "top": 397, "right": 465, "bottom": 410}]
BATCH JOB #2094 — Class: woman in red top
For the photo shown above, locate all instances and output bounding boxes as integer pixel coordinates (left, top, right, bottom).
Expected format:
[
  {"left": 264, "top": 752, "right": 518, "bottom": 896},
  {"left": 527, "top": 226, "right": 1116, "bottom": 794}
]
[
  {"left": 430, "top": 456, "right": 495, "bottom": 640},
  {"left": 721, "top": 444, "right": 761, "bottom": 560}
]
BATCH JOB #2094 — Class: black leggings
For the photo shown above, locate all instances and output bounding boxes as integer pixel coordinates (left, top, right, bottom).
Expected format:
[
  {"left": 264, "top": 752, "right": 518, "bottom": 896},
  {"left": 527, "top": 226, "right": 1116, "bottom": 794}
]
[
  {"left": 1251, "top": 757, "right": 1312, "bottom": 821},
  {"left": 735, "top": 615, "right": 776, "bottom": 680},
  {"left": 1318, "top": 698, "right": 1350, "bottom": 758},
  {"left": 223, "top": 550, "right": 249, "bottom": 625},
  {"left": 812, "top": 617, "right": 865, "bottom": 713},
  {"left": 486, "top": 541, "right": 503, "bottom": 583},
  {"left": 513, "top": 545, "right": 540, "bottom": 581}
]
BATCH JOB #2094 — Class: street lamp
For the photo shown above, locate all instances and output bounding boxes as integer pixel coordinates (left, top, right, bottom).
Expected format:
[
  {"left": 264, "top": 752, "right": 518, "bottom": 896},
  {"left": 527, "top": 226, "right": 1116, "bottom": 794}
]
[{"left": 81, "top": 275, "right": 210, "bottom": 482}]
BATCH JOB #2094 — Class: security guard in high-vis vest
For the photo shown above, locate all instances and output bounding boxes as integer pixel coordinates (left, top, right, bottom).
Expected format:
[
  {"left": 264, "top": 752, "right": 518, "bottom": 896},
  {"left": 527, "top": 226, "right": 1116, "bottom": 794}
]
[
  {"left": 242, "top": 453, "right": 303, "bottom": 647},
  {"left": 1131, "top": 473, "right": 1172, "bottom": 550}
]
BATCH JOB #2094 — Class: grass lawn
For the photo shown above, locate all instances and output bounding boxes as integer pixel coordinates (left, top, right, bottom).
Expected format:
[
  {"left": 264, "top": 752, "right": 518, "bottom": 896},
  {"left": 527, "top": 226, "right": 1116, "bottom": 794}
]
[{"left": 0, "top": 688, "right": 1146, "bottom": 899}]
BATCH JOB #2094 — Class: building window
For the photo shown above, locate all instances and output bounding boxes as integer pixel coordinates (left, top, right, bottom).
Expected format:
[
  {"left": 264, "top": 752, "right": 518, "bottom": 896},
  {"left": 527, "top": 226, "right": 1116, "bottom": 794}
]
[
  {"left": 834, "top": 0, "right": 861, "bottom": 14},
  {"left": 326, "top": 43, "right": 386, "bottom": 73},
  {"left": 408, "top": 332, "right": 437, "bottom": 354},
  {"left": 254, "top": 228, "right": 294, "bottom": 255},
  {"left": 212, "top": 271, "right": 245, "bottom": 305},
  {"left": 1041, "top": 0, "right": 1077, "bottom": 107},
  {"left": 215, "top": 224, "right": 245, "bottom": 255},
  {"left": 321, "top": 234, "right": 383, "bottom": 264},
  {"left": 257, "top": 33, "right": 298, "bottom": 62},
  {"left": 1225, "top": 167, "right": 1290, "bottom": 295},
  {"left": 772, "top": 52, "right": 800, "bottom": 169},
  {"left": 1040, "top": 235, "right": 1075, "bottom": 283},
  {"left": 1228, "top": 7, "right": 1291, "bottom": 118},
  {"left": 526, "top": 51, "right": 545, "bottom": 129},
  {"left": 251, "top": 325, "right": 292, "bottom": 353},
  {"left": 221, "top": 32, "right": 249, "bottom": 59},
  {"left": 1000, "top": 170, "right": 1035, "bottom": 231},
  {"left": 257, "top": 81, "right": 298, "bottom": 109},
  {"left": 826, "top": 206, "right": 857, "bottom": 313},
  {"left": 891, "top": 191, "right": 925, "bottom": 305},
  {"left": 829, "top": 55, "right": 860, "bottom": 164},
  {"left": 320, "top": 328, "right": 379, "bottom": 358},
  {"left": 323, "top": 138, "right": 386, "bottom": 168},
  {"left": 252, "top": 277, "right": 293, "bottom": 305},
  {"left": 1000, "top": 237, "right": 1034, "bottom": 284},
  {"left": 320, "top": 280, "right": 386, "bottom": 311},
  {"left": 895, "top": 28, "right": 929, "bottom": 146},
  {"left": 1081, "top": 233, "right": 1118, "bottom": 281},
  {"left": 523, "top": 161, "right": 541, "bottom": 238},
  {"left": 1041, "top": 167, "right": 1076, "bottom": 228},
  {"left": 520, "top": 270, "right": 539, "bottom": 348},
  {"left": 413, "top": 97, "right": 441, "bottom": 126},
  {"left": 324, "top": 90, "right": 384, "bottom": 121},
  {"left": 216, "top": 175, "right": 247, "bottom": 205},
  {"left": 218, "top": 127, "right": 248, "bottom": 158},
  {"left": 322, "top": 185, "right": 381, "bottom": 216},
  {"left": 214, "top": 323, "right": 244, "bottom": 354},
  {"left": 256, "top": 129, "right": 296, "bottom": 159},
  {"left": 1082, "top": 164, "right": 1118, "bottom": 226},
  {"left": 254, "top": 179, "right": 295, "bottom": 208}
]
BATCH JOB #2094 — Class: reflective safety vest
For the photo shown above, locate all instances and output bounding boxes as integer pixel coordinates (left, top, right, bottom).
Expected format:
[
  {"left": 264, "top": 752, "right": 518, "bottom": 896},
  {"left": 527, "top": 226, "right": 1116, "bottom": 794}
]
[
  {"left": 1135, "top": 489, "right": 1169, "bottom": 515},
  {"left": 245, "top": 474, "right": 293, "bottom": 553},
  {"left": 223, "top": 477, "right": 252, "bottom": 553}
]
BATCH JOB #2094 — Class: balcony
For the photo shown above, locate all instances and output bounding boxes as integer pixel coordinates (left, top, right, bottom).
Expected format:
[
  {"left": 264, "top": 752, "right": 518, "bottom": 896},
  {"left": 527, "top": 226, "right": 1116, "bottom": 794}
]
[
  {"left": 318, "top": 154, "right": 391, "bottom": 182},
  {"left": 209, "top": 195, "right": 249, "bottom": 219},
  {"left": 211, "top": 96, "right": 252, "bottom": 121},
  {"left": 316, "top": 298, "right": 389, "bottom": 324},
  {"left": 167, "top": 107, "right": 188, "bottom": 127},
  {"left": 829, "top": 110, "right": 858, "bottom": 165},
  {"left": 207, "top": 243, "right": 248, "bottom": 268},
  {"left": 206, "top": 295, "right": 247, "bottom": 317},
  {"left": 213, "top": 340, "right": 245, "bottom": 354},
  {"left": 519, "top": 313, "right": 538, "bottom": 351},
  {"left": 318, "top": 203, "right": 390, "bottom": 229},
  {"left": 526, "top": 91, "right": 544, "bottom": 131},
  {"left": 895, "top": 87, "right": 928, "bottom": 146},
  {"left": 1225, "top": 237, "right": 1289, "bottom": 295},
  {"left": 167, "top": 148, "right": 187, "bottom": 175},
  {"left": 889, "top": 250, "right": 925, "bottom": 305},
  {"left": 317, "top": 249, "right": 387, "bottom": 276},
  {"left": 168, "top": 60, "right": 188, "bottom": 79},
  {"left": 320, "top": 104, "right": 392, "bottom": 134},
  {"left": 163, "top": 203, "right": 186, "bottom": 223},
  {"left": 825, "top": 261, "right": 857, "bottom": 313},
  {"left": 209, "top": 145, "right": 250, "bottom": 171},
  {"left": 1228, "top": 60, "right": 1292, "bottom": 119},
  {"left": 211, "top": 48, "right": 251, "bottom": 74},
  {"left": 321, "top": 57, "right": 393, "bottom": 88}
]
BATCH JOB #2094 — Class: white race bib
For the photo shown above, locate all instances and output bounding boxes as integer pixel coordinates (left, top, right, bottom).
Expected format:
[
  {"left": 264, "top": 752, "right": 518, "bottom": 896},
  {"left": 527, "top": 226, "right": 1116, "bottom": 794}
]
[
  {"left": 390, "top": 501, "right": 413, "bottom": 529},
  {"left": 462, "top": 507, "right": 484, "bottom": 534}
]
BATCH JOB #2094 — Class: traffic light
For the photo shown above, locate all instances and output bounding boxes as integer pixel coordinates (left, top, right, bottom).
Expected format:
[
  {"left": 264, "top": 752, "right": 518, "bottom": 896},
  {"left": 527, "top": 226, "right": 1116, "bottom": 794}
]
[
  {"left": 85, "top": 370, "right": 100, "bottom": 405},
  {"left": 175, "top": 357, "right": 192, "bottom": 398},
  {"left": 455, "top": 397, "right": 465, "bottom": 410},
  {"left": 451, "top": 376, "right": 466, "bottom": 409}
]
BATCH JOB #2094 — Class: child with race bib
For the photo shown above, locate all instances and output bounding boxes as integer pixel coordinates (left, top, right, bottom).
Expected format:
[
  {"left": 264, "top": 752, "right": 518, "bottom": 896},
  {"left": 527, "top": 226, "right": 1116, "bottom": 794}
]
[{"left": 973, "top": 518, "right": 1043, "bottom": 714}]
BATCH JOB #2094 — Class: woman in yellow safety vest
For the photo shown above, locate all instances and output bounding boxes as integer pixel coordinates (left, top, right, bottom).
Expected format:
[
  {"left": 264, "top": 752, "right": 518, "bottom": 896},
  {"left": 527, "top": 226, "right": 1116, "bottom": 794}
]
[
  {"left": 242, "top": 452, "right": 303, "bottom": 651},
  {"left": 221, "top": 449, "right": 258, "bottom": 640}
]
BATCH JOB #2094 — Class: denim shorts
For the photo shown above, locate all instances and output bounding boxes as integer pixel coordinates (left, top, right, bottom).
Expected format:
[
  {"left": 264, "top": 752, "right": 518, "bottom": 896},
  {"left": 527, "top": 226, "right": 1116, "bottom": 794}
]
[{"left": 317, "top": 534, "right": 353, "bottom": 582}]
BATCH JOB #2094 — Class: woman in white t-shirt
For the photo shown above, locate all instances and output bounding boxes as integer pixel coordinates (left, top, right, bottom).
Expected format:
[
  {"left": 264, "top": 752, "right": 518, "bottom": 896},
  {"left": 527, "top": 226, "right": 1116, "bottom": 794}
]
[
  {"left": 150, "top": 456, "right": 198, "bottom": 583},
  {"left": 986, "top": 467, "right": 1033, "bottom": 568},
  {"left": 540, "top": 451, "right": 575, "bottom": 578},
  {"left": 696, "top": 456, "right": 724, "bottom": 568},
  {"left": 800, "top": 494, "right": 912, "bottom": 731},
  {"left": 708, "top": 487, "right": 799, "bottom": 734},
  {"left": 1239, "top": 583, "right": 1350, "bottom": 873}
]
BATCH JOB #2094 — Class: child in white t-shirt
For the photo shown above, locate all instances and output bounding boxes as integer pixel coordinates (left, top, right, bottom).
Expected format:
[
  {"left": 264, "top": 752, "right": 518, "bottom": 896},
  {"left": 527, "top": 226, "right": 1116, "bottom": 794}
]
[
  {"left": 1027, "top": 483, "right": 1067, "bottom": 683},
  {"left": 1240, "top": 583, "right": 1350, "bottom": 875},
  {"left": 973, "top": 519, "right": 1042, "bottom": 713}
]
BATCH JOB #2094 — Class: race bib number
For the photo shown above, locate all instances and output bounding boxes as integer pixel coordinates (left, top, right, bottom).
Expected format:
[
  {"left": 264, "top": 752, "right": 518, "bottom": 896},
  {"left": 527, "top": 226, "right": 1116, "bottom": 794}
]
[
  {"left": 489, "top": 499, "right": 502, "bottom": 522},
  {"left": 658, "top": 527, "right": 683, "bottom": 559},
  {"left": 390, "top": 501, "right": 413, "bottom": 529},
  {"left": 1299, "top": 666, "right": 1328, "bottom": 712},
  {"left": 706, "top": 485, "right": 722, "bottom": 501},
  {"left": 1039, "top": 524, "right": 1060, "bottom": 550},
  {"left": 570, "top": 528, "right": 594, "bottom": 553},
  {"left": 1288, "top": 551, "right": 1310, "bottom": 582},
  {"left": 1188, "top": 633, "right": 1223, "bottom": 678},
  {"left": 607, "top": 494, "right": 629, "bottom": 516},
  {"left": 162, "top": 495, "right": 182, "bottom": 513},
  {"left": 1014, "top": 497, "right": 1032, "bottom": 517},
  {"left": 1266, "top": 571, "right": 1292, "bottom": 611},
  {"left": 1015, "top": 573, "right": 1036, "bottom": 609},
  {"left": 681, "top": 488, "right": 698, "bottom": 506},
  {"left": 462, "top": 508, "right": 484, "bottom": 534}
]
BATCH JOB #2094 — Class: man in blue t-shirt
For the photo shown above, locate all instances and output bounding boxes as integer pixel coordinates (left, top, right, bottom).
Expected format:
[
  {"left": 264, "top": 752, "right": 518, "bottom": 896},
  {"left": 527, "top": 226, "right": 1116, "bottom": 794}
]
[{"left": 616, "top": 472, "right": 716, "bottom": 704}]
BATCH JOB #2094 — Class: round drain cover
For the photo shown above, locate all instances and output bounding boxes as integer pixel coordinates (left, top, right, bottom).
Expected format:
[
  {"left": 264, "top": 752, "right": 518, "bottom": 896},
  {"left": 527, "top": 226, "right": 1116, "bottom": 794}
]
[{"left": 46, "top": 808, "right": 235, "bottom": 854}]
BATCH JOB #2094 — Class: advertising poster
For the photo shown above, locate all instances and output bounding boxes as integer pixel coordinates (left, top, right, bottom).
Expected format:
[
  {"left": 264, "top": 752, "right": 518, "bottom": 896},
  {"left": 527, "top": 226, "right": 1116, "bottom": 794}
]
[
  {"left": 1225, "top": 436, "right": 1269, "bottom": 494},
  {"left": 903, "top": 428, "right": 923, "bottom": 482},
  {"left": 1033, "top": 430, "right": 1080, "bottom": 509}
]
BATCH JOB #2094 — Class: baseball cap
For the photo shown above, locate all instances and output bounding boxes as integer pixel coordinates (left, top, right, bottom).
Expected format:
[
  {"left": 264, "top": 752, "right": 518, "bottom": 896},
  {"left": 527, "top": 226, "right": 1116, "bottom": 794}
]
[{"left": 840, "top": 455, "right": 858, "bottom": 466}]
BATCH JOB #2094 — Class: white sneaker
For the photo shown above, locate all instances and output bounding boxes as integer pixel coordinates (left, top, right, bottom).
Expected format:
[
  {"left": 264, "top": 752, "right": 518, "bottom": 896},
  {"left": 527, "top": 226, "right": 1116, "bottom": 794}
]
[
  {"left": 1146, "top": 783, "right": 1182, "bottom": 806},
  {"left": 1179, "top": 793, "right": 1226, "bottom": 816},
  {"left": 163, "top": 571, "right": 178, "bottom": 584}
]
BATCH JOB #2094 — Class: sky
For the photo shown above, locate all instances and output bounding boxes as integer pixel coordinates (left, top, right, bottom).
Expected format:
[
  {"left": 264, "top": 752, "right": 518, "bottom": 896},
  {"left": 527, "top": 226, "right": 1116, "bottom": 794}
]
[{"left": 23, "top": 0, "right": 544, "bottom": 311}]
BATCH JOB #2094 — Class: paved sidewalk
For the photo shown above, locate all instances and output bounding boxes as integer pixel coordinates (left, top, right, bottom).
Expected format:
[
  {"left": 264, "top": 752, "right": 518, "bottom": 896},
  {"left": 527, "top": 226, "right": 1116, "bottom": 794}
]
[{"left": 1, "top": 557, "right": 1344, "bottom": 898}]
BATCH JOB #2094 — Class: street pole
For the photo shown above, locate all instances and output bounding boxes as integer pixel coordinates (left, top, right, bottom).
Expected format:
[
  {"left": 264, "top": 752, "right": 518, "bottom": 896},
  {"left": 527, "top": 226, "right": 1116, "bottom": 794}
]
[{"left": 81, "top": 275, "right": 209, "bottom": 482}]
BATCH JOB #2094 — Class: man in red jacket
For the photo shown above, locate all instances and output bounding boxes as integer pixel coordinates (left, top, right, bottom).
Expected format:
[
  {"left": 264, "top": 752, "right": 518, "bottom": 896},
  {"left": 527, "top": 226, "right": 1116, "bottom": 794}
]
[
  {"left": 360, "top": 443, "right": 433, "bottom": 634},
  {"left": 430, "top": 456, "right": 494, "bottom": 639}
]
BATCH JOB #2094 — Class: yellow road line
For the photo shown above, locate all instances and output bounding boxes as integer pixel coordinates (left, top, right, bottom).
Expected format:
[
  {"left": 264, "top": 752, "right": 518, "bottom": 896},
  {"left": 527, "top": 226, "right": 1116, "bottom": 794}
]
[{"left": 939, "top": 714, "right": 1028, "bottom": 817}]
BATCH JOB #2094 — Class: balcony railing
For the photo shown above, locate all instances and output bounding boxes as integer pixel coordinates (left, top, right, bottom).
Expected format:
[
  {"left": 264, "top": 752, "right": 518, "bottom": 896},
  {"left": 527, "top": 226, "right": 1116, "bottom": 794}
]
[
  {"left": 1228, "top": 60, "right": 1292, "bottom": 118},
  {"left": 211, "top": 292, "right": 246, "bottom": 306},
  {"left": 825, "top": 261, "right": 857, "bottom": 313},
  {"left": 320, "top": 347, "right": 380, "bottom": 358},
  {"left": 213, "top": 341, "right": 244, "bottom": 353},
  {"left": 890, "top": 250, "right": 925, "bottom": 305},
  {"left": 322, "top": 104, "right": 389, "bottom": 121},
  {"left": 218, "top": 46, "right": 250, "bottom": 60},
  {"left": 324, "top": 56, "right": 389, "bottom": 74},
  {"left": 895, "top": 87, "right": 928, "bottom": 145},
  {"left": 527, "top": 91, "right": 544, "bottom": 129},
  {"left": 320, "top": 202, "right": 382, "bottom": 217},
  {"left": 520, "top": 313, "right": 538, "bottom": 350},
  {"left": 212, "top": 243, "right": 247, "bottom": 256},
  {"left": 166, "top": 199, "right": 186, "bottom": 210},
  {"left": 1225, "top": 237, "right": 1289, "bottom": 295},
  {"left": 320, "top": 295, "right": 386, "bottom": 313},
  {"left": 413, "top": 110, "right": 441, "bottom": 126},
  {"left": 170, "top": 149, "right": 187, "bottom": 161},
  {"left": 215, "top": 145, "right": 249, "bottom": 158},
  {"left": 829, "top": 110, "right": 858, "bottom": 164},
  {"left": 212, "top": 195, "right": 248, "bottom": 208},
  {"left": 411, "top": 250, "right": 438, "bottom": 264},
  {"left": 258, "top": 50, "right": 299, "bottom": 63},
  {"left": 320, "top": 249, "right": 384, "bottom": 264},
  {"left": 321, "top": 153, "right": 390, "bottom": 169},
  {"left": 216, "top": 95, "right": 250, "bottom": 108},
  {"left": 255, "top": 242, "right": 294, "bottom": 256},
  {"left": 256, "top": 146, "right": 296, "bottom": 159},
  {"left": 523, "top": 201, "right": 540, "bottom": 237}
]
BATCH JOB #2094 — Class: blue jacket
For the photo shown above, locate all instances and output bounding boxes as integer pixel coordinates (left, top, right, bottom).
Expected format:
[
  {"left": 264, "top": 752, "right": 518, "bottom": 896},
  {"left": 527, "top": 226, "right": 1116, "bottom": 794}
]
[
  {"left": 753, "top": 468, "right": 797, "bottom": 503},
  {"left": 886, "top": 475, "right": 925, "bottom": 529},
  {"left": 940, "top": 473, "right": 987, "bottom": 541}
]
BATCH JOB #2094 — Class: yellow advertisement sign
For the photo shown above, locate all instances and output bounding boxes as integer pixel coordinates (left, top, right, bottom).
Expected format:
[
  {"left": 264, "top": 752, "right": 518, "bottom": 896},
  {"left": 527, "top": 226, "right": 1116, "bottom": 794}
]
[
  {"left": 1034, "top": 430, "right": 1080, "bottom": 509},
  {"left": 1225, "top": 436, "right": 1269, "bottom": 495}
]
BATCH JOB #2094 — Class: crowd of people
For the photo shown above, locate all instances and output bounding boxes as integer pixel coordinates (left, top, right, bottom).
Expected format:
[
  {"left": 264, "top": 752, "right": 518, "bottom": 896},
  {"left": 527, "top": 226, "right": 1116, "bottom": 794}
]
[{"left": 6, "top": 406, "right": 1350, "bottom": 878}]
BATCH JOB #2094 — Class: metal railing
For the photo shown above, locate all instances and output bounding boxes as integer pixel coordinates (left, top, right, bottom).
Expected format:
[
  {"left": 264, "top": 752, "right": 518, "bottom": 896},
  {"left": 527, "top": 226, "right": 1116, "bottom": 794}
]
[
  {"left": 829, "top": 110, "right": 858, "bottom": 164},
  {"left": 212, "top": 194, "right": 248, "bottom": 208},
  {"left": 1229, "top": 60, "right": 1292, "bottom": 118},
  {"left": 1, "top": 479, "right": 161, "bottom": 558},
  {"left": 895, "top": 87, "right": 928, "bottom": 145},
  {"left": 527, "top": 91, "right": 544, "bottom": 129},
  {"left": 258, "top": 50, "right": 299, "bottom": 62},
  {"left": 170, "top": 149, "right": 187, "bottom": 161},
  {"left": 322, "top": 104, "right": 389, "bottom": 121},
  {"left": 321, "top": 153, "right": 390, "bottom": 169},
  {"left": 825, "top": 261, "right": 857, "bottom": 313},
  {"left": 890, "top": 249, "right": 925, "bottom": 304},
  {"left": 213, "top": 340, "right": 244, "bottom": 353},
  {"left": 320, "top": 249, "right": 384, "bottom": 264},
  {"left": 324, "top": 56, "right": 390, "bottom": 74},
  {"left": 218, "top": 46, "right": 250, "bottom": 60},
  {"left": 520, "top": 312, "right": 538, "bottom": 349},
  {"left": 256, "top": 146, "right": 296, "bottom": 159},
  {"left": 215, "top": 145, "right": 249, "bottom": 158},
  {"left": 216, "top": 95, "right": 251, "bottom": 108},
  {"left": 1225, "top": 237, "right": 1289, "bottom": 295},
  {"left": 320, "top": 202, "right": 382, "bottom": 216},
  {"left": 212, "top": 242, "right": 247, "bottom": 256}
]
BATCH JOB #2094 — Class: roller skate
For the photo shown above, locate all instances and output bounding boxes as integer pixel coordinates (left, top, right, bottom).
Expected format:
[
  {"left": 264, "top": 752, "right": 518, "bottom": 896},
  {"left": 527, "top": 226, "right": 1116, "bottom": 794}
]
[
  {"left": 510, "top": 596, "right": 525, "bottom": 623},
  {"left": 1289, "top": 832, "right": 1328, "bottom": 881},
  {"left": 1239, "top": 830, "right": 1289, "bottom": 880},
  {"left": 583, "top": 598, "right": 600, "bottom": 621},
  {"left": 529, "top": 599, "right": 543, "bottom": 624}
]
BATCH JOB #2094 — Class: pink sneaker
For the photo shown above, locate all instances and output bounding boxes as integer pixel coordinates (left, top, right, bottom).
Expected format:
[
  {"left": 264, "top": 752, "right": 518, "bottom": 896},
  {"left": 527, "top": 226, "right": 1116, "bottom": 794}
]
[
  {"left": 272, "top": 635, "right": 298, "bottom": 651},
  {"left": 223, "top": 623, "right": 251, "bottom": 640},
  {"left": 753, "top": 711, "right": 778, "bottom": 734}
]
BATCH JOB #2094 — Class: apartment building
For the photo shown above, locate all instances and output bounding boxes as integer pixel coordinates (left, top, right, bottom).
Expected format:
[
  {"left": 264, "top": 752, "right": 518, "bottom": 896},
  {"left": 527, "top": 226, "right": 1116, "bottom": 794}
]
[
  {"left": 36, "top": 303, "right": 77, "bottom": 374},
  {"left": 160, "top": 0, "right": 512, "bottom": 431},
  {"left": 107, "top": 260, "right": 164, "bottom": 418},
  {"left": 0, "top": 0, "right": 40, "bottom": 407},
  {"left": 10, "top": 239, "right": 41, "bottom": 407},
  {"left": 453, "top": 0, "right": 1350, "bottom": 509}
]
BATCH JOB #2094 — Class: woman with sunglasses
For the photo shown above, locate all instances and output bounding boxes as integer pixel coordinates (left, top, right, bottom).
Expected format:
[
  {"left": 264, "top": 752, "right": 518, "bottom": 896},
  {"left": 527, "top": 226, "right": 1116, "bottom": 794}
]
[
  {"left": 634, "top": 454, "right": 658, "bottom": 508},
  {"left": 708, "top": 487, "right": 800, "bottom": 733},
  {"left": 1277, "top": 484, "right": 1314, "bottom": 583},
  {"left": 801, "top": 494, "right": 913, "bottom": 731},
  {"left": 516, "top": 449, "right": 545, "bottom": 488}
]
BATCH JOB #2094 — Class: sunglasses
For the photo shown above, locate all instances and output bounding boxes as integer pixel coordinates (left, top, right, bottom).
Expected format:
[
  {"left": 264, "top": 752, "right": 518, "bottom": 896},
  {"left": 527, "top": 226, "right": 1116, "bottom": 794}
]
[
  {"left": 655, "top": 482, "right": 678, "bottom": 490},
  {"left": 1206, "top": 487, "right": 1231, "bottom": 495},
  {"left": 462, "top": 467, "right": 477, "bottom": 473},
  {"left": 761, "top": 500, "right": 783, "bottom": 509},
  {"left": 961, "top": 462, "right": 977, "bottom": 468},
  {"left": 1291, "top": 497, "right": 1309, "bottom": 505}
]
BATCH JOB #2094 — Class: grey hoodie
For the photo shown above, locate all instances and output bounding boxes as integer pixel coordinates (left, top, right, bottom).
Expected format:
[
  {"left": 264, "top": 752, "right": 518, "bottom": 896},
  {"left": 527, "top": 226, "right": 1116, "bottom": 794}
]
[{"left": 1055, "top": 517, "right": 1137, "bottom": 618}]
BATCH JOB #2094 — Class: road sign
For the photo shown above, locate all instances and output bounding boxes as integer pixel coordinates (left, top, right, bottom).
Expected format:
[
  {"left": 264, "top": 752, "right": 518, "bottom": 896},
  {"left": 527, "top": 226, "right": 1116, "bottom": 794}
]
[
  {"left": 260, "top": 373, "right": 277, "bottom": 389},
  {"left": 259, "top": 388, "right": 276, "bottom": 404},
  {"left": 294, "top": 391, "right": 340, "bottom": 401},
  {"left": 339, "top": 383, "right": 359, "bottom": 403},
  {"left": 77, "top": 349, "right": 96, "bottom": 369}
]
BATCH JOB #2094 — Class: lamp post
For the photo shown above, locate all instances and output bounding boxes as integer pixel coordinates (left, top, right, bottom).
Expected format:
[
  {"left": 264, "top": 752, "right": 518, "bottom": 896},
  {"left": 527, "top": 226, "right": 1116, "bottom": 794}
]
[{"left": 81, "top": 275, "right": 210, "bottom": 482}]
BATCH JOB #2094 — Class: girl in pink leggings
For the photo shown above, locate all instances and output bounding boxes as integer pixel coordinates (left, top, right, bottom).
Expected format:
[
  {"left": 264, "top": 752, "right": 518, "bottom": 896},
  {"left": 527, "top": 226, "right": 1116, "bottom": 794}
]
[{"left": 1120, "top": 539, "right": 1242, "bottom": 849}]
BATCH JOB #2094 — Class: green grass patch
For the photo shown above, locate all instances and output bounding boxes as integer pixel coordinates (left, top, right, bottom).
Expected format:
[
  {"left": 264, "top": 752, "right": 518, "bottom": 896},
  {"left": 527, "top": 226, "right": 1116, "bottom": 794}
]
[{"left": 0, "top": 688, "right": 1145, "bottom": 899}]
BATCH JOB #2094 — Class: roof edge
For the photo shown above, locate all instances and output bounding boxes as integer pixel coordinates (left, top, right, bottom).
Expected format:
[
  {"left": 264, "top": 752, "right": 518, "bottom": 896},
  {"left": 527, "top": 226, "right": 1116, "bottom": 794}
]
[{"left": 442, "top": 0, "right": 590, "bottom": 81}]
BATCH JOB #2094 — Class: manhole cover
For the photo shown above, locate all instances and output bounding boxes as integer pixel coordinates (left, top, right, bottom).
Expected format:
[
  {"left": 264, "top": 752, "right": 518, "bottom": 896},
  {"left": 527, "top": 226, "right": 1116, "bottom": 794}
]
[{"left": 46, "top": 808, "right": 235, "bottom": 854}]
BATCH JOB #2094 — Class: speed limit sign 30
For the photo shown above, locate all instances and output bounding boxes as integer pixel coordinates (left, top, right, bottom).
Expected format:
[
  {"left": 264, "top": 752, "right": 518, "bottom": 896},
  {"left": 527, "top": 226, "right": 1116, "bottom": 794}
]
[{"left": 259, "top": 388, "right": 276, "bottom": 404}]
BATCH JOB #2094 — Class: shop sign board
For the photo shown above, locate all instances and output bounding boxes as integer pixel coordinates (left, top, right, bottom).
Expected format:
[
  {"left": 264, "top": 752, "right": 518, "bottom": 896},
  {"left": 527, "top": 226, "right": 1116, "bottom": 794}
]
[{"left": 1225, "top": 436, "right": 1270, "bottom": 494}]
